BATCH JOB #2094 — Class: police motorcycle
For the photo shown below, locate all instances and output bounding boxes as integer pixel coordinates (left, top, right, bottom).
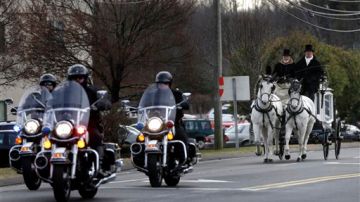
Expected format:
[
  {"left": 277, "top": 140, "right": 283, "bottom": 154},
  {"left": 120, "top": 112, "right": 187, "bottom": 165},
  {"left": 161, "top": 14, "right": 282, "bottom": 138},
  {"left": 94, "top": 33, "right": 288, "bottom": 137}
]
[
  {"left": 130, "top": 83, "right": 200, "bottom": 187},
  {"left": 34, "top": 81, "right": 121, "bottom": 202},
  {"left": 9, "top": 86, "right": 52, "bottom": 190}
]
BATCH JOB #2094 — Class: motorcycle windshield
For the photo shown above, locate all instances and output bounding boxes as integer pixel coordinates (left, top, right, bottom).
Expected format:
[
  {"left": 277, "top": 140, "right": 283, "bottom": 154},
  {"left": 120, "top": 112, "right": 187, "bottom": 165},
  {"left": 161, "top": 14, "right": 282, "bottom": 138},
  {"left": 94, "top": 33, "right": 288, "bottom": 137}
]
[
  {"left": 16, "top": 86, "right": 52, "bottom": 126},
  {"left": 138, "top": 84, "right": 176, "bottom": 124},
  {"left": 44, "top": 81, "right": 90, "bottom": 128}
]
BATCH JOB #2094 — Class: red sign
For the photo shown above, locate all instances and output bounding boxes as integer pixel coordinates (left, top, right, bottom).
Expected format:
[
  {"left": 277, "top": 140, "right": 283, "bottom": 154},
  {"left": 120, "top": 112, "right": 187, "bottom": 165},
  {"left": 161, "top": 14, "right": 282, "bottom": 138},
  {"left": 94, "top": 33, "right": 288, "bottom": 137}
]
[{"left": 219, "top": 76, "right": 224, "bottom": 96}]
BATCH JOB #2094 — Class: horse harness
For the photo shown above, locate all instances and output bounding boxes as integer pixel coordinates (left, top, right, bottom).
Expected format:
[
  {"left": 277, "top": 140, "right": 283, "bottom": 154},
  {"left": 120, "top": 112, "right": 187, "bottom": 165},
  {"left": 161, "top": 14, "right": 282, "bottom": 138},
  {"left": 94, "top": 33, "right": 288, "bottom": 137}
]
[
  {"left": 285, "top": 97, "right": 317, "bottom": 130},
  {"left": 252, "top": 99, "right": 282, "bottom": 130}
]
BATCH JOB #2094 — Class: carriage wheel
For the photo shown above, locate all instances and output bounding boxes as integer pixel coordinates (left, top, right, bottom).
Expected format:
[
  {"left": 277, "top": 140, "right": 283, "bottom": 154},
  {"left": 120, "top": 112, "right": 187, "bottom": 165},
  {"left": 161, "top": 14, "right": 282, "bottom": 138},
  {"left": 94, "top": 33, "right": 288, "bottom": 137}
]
[
  {"left": 335, "top": 119, "right": 342, "bottom": 160},
  {"left": 323, "top": 133, "right": 329, "bottom": 160}
]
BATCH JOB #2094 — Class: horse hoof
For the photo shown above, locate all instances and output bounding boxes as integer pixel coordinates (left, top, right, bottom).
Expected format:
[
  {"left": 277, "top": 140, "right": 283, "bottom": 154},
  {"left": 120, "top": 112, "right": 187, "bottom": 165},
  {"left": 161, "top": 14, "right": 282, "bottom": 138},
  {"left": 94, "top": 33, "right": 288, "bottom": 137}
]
[
  {"left": 301, "top": 154, "right": 307, "bottom": 160},
  {"left": 264, "top": 158, "right": 268, "bottom": 163},
  {"left": 285, "top": 155, "right": 291, "bottom": 160},
  {"left": 268, "top": 159, "right": 273, "bottom": 163},
  {"left": 296, "top": 157, "right": 301, "bottom": 162}
]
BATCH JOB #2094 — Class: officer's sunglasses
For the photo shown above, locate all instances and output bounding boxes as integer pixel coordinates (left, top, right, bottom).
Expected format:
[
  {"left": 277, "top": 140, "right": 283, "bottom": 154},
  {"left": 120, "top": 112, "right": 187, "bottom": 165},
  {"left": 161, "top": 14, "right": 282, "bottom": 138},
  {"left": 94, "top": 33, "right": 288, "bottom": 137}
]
[{"left": 42, "top": 82, "right": 54, "bottom": 87}]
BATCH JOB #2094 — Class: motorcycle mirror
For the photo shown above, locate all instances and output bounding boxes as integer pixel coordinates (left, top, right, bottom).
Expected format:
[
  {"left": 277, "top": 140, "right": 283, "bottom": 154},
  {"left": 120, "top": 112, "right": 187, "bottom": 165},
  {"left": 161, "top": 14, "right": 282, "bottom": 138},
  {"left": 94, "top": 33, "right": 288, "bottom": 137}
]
[
  {"left": 97, "top": 90, "right": 108, "bottom": 99},
  {"left": 121, "top": 100, "right": 130, "bottom": 105},
  {"left": 4, "top": 98, "right": 13, "bottom": 105},
  {"left": 10, "top": 107, "right": 17, "bottom": 115}
]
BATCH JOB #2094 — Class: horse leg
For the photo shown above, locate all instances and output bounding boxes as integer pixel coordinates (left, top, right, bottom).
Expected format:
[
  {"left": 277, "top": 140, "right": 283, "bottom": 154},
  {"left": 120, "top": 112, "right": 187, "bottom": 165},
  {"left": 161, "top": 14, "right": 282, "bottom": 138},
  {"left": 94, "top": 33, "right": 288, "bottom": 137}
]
[
  {"left": 284, "top": 123, "right": 292, "bottom": 160},
  {"left": 267, "top": 126, "right": 274, "bottom": 162},
  {"left": 253, "top": 124, "right": 262, "bottom": 156},
  {"left": 297, "top": 127, "right": 306, "bottom": 162},
  {"left": 273, "top": 125, "right": 280, "bottom": 156},
  {"left": 262, "top": 127, "right": 269, "bottom": 163},
  {"left": 303, "top": 118, "right": 315, "bottom": 160}
]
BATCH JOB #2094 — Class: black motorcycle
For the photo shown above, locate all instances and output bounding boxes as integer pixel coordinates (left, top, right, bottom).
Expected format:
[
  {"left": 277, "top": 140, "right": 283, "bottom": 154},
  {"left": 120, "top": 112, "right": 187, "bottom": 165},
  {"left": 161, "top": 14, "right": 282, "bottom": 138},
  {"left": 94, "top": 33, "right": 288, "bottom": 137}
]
[
  {"left": 9, "top": 86, "right": 51, "bottom": 190},
  {"left": 130, "top": 83, "right": 200, "bottom": 187},
  {"left": 34, "top": 81, "right": 121, "bottom": 202}
]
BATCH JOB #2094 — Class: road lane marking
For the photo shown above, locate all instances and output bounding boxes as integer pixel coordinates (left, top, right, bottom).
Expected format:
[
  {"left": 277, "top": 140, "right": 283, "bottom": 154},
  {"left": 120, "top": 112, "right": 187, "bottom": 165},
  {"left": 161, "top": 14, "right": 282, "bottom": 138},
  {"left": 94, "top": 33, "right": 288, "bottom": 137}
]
[
  {"left": 239, "top": 173, "right": 360, "bottom": 191},
  {"left": 141, "top": 179, "right": 231, "bottom": 183},
  {"left": 110, "top": 178, "right": 148, "bottom": 184},
  {"left": 324, "top": 162, "right": 360, "bottom": 165},
  {"left": 275, "top": 163, "right": 298, "bottom": 167}
]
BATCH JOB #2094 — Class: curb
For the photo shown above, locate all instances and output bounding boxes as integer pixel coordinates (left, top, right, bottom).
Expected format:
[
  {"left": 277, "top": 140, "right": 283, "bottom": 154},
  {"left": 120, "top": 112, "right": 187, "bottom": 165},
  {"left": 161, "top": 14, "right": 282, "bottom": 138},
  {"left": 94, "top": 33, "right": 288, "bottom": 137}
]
[{"left": 1, "top": 142, "right": 359, "bottom": 187}]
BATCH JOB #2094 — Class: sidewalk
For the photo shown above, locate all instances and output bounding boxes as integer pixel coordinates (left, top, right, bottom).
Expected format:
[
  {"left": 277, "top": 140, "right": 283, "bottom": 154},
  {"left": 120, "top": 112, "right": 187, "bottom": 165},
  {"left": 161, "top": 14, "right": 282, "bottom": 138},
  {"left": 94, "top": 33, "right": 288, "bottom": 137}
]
[{"left": 1, "top": 142, "right": 358, "bottom": 187}]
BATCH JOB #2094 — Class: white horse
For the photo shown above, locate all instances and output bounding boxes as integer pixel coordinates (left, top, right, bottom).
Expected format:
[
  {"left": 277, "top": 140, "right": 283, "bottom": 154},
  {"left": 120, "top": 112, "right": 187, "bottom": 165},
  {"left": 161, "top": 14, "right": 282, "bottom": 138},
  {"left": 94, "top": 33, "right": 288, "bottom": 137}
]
[
  {"left": 251, "top": 76, "right": 283, "bottom": 163},
  {"left": 284, "top": 79, "right": 316, "bottom": 162}
]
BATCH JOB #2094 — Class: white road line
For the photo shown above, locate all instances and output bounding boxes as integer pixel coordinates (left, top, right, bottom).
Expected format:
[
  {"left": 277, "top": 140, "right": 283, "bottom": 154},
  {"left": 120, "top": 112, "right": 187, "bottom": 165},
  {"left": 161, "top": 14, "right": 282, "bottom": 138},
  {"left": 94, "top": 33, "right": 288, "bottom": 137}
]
[
  {"left": 141, "top": 179, "right": 231, "bottom": 183},
  {"left": 324, "top": 162, "right": 360, "bottom": 165},
  {"left": 275, "top": 163, "right": 298, "bottom": 167},
  {"left": 109, "top": 178, "right": 148, "bottom": 184}
]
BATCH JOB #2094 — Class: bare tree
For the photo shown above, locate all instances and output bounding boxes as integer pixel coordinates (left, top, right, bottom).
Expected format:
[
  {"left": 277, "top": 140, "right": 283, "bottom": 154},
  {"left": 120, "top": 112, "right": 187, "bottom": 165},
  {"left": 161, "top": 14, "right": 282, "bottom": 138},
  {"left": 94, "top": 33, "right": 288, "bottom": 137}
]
[{"left": 19, "top": 0, "right": 195, "bottom": 102}]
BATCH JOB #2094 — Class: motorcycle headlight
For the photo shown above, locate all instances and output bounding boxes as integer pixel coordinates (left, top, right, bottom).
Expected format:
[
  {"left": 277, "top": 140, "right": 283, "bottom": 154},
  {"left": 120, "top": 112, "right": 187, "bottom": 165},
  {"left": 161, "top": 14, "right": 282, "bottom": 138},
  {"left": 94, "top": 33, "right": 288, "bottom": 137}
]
[
  {"left": 147, "top": 117, "right": 163, "bottom": 132},
  {"left": 55, "top": 121, "right": 73, "bottom": 139},
  {"left": 24, "top": 119, "right": 40, "bottom": 135}
]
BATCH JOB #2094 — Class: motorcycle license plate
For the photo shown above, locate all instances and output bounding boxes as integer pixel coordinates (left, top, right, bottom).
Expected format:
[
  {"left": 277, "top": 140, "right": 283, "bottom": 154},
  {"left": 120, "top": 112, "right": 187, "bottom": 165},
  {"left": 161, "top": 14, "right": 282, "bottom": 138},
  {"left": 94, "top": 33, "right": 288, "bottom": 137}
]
[
  {"left": 145, "top": 140, "right": 159, "bottom": 151},
  {"left": 20, "top": 142, "right": 34, "bottom": 154}
]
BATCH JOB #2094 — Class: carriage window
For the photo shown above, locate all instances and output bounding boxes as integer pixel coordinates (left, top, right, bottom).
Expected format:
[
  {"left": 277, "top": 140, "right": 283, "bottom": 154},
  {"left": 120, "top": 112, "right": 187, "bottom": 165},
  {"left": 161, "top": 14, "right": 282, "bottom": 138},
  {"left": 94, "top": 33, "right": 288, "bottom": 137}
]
[{"left": 324, "top": 94, "right": 333, "bottom": 122}]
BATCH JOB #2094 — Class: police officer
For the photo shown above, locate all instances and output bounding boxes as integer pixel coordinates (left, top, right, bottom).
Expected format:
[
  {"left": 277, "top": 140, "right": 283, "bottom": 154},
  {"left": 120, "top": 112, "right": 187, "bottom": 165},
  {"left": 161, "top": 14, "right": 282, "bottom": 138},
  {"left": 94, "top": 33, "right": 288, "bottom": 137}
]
[
  {"left": 67, "top": 64, "right": 111, "bottom": 173},
  {"left": 295, "top": 44, "right": 325, "bottom": 100},
  {"left": 39, "top": 73, "right": 57, "bottom": 92},
  {"left": 272, "top": 49, "right": 296, "bottom": 82},
  {"left": 155, "top": 71, "right": 190, "bottom": 158}
]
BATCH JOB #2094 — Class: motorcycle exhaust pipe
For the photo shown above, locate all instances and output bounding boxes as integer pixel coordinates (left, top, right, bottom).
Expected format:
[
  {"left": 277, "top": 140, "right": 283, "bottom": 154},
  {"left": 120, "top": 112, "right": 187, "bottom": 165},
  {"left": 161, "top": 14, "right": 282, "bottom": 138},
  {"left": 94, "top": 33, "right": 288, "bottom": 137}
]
[
  {"left": 130, "top": 143, "right": 142, "bottom": 156},
  {"left": 35, "top": 155, "right": 48, "bottom": 170},
  {"left": 9, "top": 149, "right": 20, "bottom": 162}
]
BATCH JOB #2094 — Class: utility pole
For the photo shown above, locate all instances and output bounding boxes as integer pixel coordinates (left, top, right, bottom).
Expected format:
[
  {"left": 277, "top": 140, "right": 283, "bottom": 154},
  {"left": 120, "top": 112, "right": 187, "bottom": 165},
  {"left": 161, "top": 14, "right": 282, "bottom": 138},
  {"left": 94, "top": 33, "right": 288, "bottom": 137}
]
[{"left": 214, "top": 0, "right": 223, "bottom": 150}]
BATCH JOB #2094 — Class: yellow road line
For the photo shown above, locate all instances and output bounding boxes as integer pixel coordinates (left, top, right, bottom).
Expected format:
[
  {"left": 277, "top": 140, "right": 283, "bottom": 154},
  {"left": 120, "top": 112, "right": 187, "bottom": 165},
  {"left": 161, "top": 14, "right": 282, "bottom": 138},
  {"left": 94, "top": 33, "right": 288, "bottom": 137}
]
[{"left": 240, "top": 173, "right": 360, "bottom": 191}]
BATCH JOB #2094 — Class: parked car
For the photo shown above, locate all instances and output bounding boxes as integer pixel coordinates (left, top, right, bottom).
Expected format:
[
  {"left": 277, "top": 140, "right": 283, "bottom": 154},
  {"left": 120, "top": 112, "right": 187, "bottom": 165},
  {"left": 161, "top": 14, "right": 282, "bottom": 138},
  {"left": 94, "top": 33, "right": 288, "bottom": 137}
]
[
  {"left": 0, "top": 121, "right": 17, "bottom": 167},
  {"left": 204, "top": 134, "right": 229, "bottom": 148},
  {"left": 117, "top": 125, "right": 141, "bottom": 156},
  {"left": 183, "top": 119, "right": 214, "bottom": 149},
  {"left": 224, "top": 123, "right": 251, "bottom": 146},
  {"left": 342, "top": 124, "right": 360, "bottom": 141}
]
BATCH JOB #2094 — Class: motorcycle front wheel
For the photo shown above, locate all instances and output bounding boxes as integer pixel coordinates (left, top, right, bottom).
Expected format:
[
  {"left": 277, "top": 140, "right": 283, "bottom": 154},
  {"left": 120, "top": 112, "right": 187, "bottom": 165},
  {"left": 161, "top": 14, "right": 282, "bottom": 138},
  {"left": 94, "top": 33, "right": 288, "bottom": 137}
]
[
  {"left": 52, "top": 165, "right": 71, "bottom": 202},
  {"left": 164, "top": 175, "right": 180, "bottom": 187},
  {"left": 22, "top": 157, "right": 41, "bottom": 190},
  {"left": 147, "top": 154, "right": 162, "bottom": 187}
]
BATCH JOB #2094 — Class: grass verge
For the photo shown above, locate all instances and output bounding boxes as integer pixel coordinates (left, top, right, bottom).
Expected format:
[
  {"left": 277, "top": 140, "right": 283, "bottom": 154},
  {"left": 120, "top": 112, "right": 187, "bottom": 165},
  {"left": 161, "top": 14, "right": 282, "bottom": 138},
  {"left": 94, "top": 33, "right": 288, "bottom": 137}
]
[{"left": 0, "top": 168, "right": 18, "bottom": 180}]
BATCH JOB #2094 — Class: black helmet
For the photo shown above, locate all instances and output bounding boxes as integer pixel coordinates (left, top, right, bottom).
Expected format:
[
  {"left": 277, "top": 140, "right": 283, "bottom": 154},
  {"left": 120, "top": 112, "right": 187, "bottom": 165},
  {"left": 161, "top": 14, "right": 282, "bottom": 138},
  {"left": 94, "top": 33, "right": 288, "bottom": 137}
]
[
  {"left": 155, "top": 71, "right": 173, "bottom": 84},
  {"left": 67, "top": 64, "right": 89, "bottom": 80},
  {"left": 39, "top": 73, "right": 57, "bottom": 86}
]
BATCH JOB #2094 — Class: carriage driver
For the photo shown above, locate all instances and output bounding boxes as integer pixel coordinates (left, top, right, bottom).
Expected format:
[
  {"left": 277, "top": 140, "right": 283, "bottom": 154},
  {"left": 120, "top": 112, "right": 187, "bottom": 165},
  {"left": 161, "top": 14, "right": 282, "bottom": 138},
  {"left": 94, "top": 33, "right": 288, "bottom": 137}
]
[{"left": 295, "top": 44, "right": 325, "bottom": 101}]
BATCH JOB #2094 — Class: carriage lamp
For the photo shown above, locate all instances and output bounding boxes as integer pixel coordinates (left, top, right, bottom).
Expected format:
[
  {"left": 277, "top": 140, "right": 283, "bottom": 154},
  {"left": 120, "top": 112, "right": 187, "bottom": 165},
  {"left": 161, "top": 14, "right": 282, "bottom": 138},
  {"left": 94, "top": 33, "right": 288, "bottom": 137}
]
[
  {"left": 167, "top": 132, "right": 174, "bottom": 141},
  {"left": 77, "top": 138, "right": 86, "bottom": 149},
  {"left": 15, "top": 136, "right": 22, "bottom": 145},
  {"left": 137, "top": 134, "right": 145, "bottom": 142},
  {"left": 43, "top": 136, "right": 52, "bottom": 150}
]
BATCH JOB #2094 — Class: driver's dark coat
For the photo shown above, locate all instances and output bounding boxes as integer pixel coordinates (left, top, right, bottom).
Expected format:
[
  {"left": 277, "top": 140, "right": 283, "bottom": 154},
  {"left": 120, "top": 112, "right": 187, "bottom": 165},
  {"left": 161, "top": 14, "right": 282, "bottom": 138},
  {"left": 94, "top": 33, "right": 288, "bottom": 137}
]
[{"left": 295, "top": 56, "right": 324, "bottom": 95}]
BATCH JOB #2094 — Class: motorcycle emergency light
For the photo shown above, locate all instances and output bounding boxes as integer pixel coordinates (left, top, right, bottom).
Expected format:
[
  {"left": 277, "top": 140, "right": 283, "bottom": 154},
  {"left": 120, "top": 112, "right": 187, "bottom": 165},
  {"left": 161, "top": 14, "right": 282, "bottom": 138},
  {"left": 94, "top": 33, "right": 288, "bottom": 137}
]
[
  {"left": 166, "top": 120, "right": 174, "bottom": 129},
  {"left": 13, "top": 125, "right": 21, "bottom": 133},
  {"left": 77, "top": 138, "right": 86, "bottom": 149},
  {"left": 136, "top": 122, "right": 145, "bottom": 131},
  {"left": 42, "top": 127, "right": 51, "bottom": 135},
  {"left": 137, "top": 134, "right": 145, "bottom": 142},
  {"left": 24, "top": 119, "right": 41, "bottom": 135},
  {"left": 167, "top": 132, "right": 174, "bottom": 141},
  {"left": 43, "top": 136, "right": 52, "bottom": 150},
  {"left": 76, "top": 125, "right": 87, "bottom": 136},
  {"left": 15, "top": 136, "right": 22, "bottom": 145}
]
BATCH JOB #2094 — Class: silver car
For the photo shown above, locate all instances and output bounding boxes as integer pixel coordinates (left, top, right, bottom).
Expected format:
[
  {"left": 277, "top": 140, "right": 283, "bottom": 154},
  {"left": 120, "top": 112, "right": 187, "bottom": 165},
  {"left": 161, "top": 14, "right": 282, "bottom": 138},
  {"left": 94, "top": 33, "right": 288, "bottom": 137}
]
[{"left": 225, "top": 123, "right": 251, "bottom": 146}]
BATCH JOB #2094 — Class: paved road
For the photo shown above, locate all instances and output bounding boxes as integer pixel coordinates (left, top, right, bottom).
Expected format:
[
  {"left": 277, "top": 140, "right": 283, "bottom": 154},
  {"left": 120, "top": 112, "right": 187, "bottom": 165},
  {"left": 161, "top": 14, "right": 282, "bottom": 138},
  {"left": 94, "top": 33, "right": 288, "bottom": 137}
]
[{"left": 1, "top": 147, "right": 359, "bottom": 202}]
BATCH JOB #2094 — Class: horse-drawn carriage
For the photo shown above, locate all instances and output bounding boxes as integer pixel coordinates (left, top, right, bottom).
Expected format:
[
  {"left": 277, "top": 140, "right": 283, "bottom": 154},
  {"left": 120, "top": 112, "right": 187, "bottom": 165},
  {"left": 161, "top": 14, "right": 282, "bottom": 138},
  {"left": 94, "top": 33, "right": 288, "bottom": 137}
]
[{"left": 251, "top": 75, "right": 342, "bottom": 162}]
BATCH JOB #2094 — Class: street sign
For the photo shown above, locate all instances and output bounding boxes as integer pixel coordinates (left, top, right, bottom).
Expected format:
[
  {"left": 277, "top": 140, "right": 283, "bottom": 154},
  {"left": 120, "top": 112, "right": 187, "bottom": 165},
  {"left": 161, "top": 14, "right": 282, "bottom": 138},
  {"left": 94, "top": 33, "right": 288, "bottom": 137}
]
[{"left": 220, "top": 76, "right": 250, "bottom": 101}]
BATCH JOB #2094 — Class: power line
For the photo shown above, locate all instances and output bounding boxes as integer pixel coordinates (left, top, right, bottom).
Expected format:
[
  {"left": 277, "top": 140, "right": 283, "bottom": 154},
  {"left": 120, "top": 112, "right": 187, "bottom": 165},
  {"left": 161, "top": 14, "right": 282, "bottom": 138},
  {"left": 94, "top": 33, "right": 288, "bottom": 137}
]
[
  {"left": 268, "top": 0, "right": 360, "bottom": 32},
  {"left": 300, "top": 0, "right": 360, "bottom": 13},
  {"left": 283, "top": 0, "right": 360, "bottom": 16},
  {"left": 329, "top": 0, "right": 360, "bottom": 2},
  {"left": 284, "top": 0, "right": 360, "bottom": 21}
]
